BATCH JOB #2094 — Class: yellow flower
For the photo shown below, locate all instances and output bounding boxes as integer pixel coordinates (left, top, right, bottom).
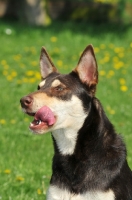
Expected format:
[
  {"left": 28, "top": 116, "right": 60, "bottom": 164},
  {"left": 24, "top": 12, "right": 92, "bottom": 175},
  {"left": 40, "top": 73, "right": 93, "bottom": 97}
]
[
  {"left": 22, "top": 77, "right": 28, "bottom": 83},
  {"left": 30, "top": 46, "right": 36, "bottom": 54},
  {"left": 7, "top": 75, "right": 13, "bottom": 81},
  {"left": 16, "top": 176, "right": 24, "bottom": 181},
  {"left": 11, "top": 71, "right": 17, "bottom": 77},
  {"left": 31, "top": 61, "right": 37, "bottom": 67},
  {"left": 3, "top": 64, "right": 9, "bottom": 69},
  {"left": 119, "top": 78, "right": 126, "bottom": 85},
  {"left": 120, "top": 85, "right": 128, "bottom": 92},
  {"left": 57, "top": 60, "right": 63, "bottom": 67},
  {"left": 13, "top": 54, "right": 21, "bottom": 61},
  {"left": 0, "top": 119, "right": 6, "bottom": 124},
  {"left": 37, "top": 189, "right": 42, "bottom": 195},
  {"left": 50, "top": 36, "right": 57, "bottom": 42},
  {"left": 103, "top": 56, "right": 110, "bottom": 63},
  {"left": 1, "top": 60, "right": 7, "bottom": 65},
  {"left": 24, "top": 117, "right": 29, "bottom": 122},
  {"left": 109, "top": 43, "right": 114, "bottom": 49},
  {"left": 4, "top": 169, "right": 11, "bottom": 174},
  {"left": 28, "top": 78, "right": 36, "bottom": 83},
  {"left": 106, "top": 106, "right": 115, "bottom": 115},
  {"left": 130, "top": 43, "right": 132, "bottom": 48},
  {"left": 10, "top": 119, "right": 16, "bottom": 124},
  {"left": 107, "top": 70, "right": 115, "bottom": 78},
  {"left": 100, "top": 44, "right": 106, "bottom": 49},
  {"left": 113, "top": 56, "right": 119, "bottom": 63},
  {"left": 26, "top": 70, "right": 34, "bottom": 76},
  {"left": 3, "top": 70, "right": 8, "bottom": 76},
  {"left": 118, "top": 53, "right": 124, "bottom": 58},
  {"left": 53, "top": 47, "right": 60, "bottom": 53},
  {"left": 94, "top": 47, "right": 100, "bottom": 53},
  {"left": 114, "top": 61, "right": 124, "bottom": 70},
  {"left": 35, "top": 71, "right": 41, "bottom": 80},
  {"left": 99, "top": 70, "right": 106, "bottom": 76}
]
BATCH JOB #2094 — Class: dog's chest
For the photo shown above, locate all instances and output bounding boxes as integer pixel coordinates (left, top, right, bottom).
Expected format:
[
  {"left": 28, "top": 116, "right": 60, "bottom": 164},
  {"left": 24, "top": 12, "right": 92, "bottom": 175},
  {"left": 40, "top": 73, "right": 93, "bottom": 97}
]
[{"left": 47, "top": 185, "right": 115, "bottom": 200}]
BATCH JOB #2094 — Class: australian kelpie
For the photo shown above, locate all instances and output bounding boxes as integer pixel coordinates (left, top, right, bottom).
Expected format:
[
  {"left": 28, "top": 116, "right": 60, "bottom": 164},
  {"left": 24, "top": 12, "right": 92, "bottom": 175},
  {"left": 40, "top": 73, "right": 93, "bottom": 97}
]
[{"left": 20, "top": 45, "right": 132, "bottom": 200}]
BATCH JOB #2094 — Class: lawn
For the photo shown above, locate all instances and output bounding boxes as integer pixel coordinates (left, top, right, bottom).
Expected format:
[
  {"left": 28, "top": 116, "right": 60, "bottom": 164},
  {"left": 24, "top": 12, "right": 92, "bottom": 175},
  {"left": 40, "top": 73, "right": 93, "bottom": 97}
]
[{"left": 0, "top": 19, "right": 132, "bottom": 199}]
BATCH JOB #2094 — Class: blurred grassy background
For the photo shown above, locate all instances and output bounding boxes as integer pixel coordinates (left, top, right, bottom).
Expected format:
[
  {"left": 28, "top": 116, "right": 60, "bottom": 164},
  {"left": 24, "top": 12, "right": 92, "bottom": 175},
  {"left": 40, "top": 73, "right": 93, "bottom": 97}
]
[{"left": 0, "top": 0, "right": 132, "bottom": 199}]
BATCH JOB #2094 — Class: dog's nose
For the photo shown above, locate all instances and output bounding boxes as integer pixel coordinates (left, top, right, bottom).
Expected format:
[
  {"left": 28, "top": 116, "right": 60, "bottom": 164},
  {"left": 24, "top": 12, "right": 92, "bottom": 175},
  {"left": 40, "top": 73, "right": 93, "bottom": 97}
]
[{"left": 20, "top": 96, "right": 33, "bottom": 108}]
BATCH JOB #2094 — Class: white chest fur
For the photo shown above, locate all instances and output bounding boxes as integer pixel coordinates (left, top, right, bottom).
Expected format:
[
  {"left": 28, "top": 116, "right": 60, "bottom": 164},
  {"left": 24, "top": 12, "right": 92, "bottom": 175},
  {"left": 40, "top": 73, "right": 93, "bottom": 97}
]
[
  {"left": 47, "top": 185, "right": 115, "bottom": 200},
  {"left": 52, "top": 128, "right": 79, "bottom": 155}
]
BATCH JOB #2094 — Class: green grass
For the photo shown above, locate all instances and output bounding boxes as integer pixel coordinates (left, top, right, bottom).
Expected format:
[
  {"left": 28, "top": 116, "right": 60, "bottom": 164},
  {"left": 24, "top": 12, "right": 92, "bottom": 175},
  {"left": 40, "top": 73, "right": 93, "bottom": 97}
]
[{"left": 0, "top": 19, "right": 132, "bottom": 199}]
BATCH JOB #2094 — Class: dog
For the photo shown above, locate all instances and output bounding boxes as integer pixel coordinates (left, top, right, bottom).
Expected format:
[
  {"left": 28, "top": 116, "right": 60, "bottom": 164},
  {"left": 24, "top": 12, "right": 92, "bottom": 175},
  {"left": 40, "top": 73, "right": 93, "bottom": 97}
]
[{"left": 20, "top": 44, "right": 132, "bottom": 200}]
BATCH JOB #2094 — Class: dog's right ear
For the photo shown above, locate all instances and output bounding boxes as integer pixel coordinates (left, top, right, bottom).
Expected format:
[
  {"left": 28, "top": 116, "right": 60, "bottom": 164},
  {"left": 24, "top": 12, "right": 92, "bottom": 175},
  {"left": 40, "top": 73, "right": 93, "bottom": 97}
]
[{"left": 40, "top": 47, "right": 58, "bottom": 79}]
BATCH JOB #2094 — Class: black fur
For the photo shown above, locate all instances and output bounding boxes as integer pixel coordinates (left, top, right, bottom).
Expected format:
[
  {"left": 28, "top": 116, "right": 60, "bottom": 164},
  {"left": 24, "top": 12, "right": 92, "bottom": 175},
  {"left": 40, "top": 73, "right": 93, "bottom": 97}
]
[
  {"left": 50, "top": 78, "right": 132, "bottom": 199},
  {"left": 20, "top": 45, "right": 132, "bottom": 199}
]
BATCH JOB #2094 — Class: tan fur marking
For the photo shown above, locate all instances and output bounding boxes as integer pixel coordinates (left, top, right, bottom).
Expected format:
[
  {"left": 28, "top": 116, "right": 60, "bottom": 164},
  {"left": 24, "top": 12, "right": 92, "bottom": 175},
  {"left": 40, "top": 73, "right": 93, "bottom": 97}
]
[
  {"left": 39, "top": 80, "right": 46, "bottom": 88},
  {"left": 51, "top": 79, "right": 61, "bottom": 88}
]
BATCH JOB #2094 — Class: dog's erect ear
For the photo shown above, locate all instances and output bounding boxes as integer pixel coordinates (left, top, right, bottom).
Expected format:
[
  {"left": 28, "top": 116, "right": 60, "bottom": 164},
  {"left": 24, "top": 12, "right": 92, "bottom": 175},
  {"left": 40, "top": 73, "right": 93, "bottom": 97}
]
[
  {"left": 74, "top": 44, "right": 98, "bottom": 95},
  {"left": 40, "top": 47, "right": 58, "bottom": 79}
]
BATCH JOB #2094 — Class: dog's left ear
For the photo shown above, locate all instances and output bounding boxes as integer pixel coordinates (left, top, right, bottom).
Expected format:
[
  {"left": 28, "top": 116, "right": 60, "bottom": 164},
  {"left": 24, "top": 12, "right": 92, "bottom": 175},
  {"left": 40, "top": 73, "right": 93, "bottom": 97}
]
[
  {"left": 74, "top": 44, "right": 98, "bottom": 95},
  {"left": 40, "top": 47, "right": 58, "bottom": 79}
]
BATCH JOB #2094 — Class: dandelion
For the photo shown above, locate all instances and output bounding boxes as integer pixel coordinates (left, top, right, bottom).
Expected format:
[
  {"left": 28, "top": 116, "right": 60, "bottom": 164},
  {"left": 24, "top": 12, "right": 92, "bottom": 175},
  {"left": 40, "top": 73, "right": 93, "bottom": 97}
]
[
  {"left": 106, "top": 106, "right": 115, "bottom": 115},
  {"left": 28, "top": 78, "right": 36, "bottom": 83},
  {"left": 30, "top": 47, "right": 37, "bottom": 54},
  {"left": 100, "top": 44, "right": 106, "bottom": 49},
  {"left": 109, "top": 43, "right": 114, "bottom": 49},
  {"left": 24, "top": 117, "right": 29, "bottom": 122},
  {"left": 16, "top": 176, "right": 24, "bottom": 181},
  {"left": 3, "top": 64, "right": 9, "bottom": 69},
  {"left": 50, "top": 36, "right": 57, "bottom": 43},
  {"left": 107, "top": 70, "right": 115, "bottom": 78},
  {"left": 0, "top": 119, "right": 6, "bottom": 125},
  {"left": 103, "top": 56, "right": 110, "bottom": 63},
  {"left": 119, "top": 78, "right": 126, "bottom": 85},
  {"left": 10, "top": 119, "right": 16, "bottom": 124},
  {"left": 118, "top": 53, "right": 124, "bottom": 58},
  {"left": 37, "top": 189, "right": 42, "bottom": 195},
  {"left": 6, "top": 75, "right": 13, "bottom": 81},
  {"left": 1, "top": 60, "right": 7, "bottom": 65},
  {"left": 130, "top": 43, "right": 132, "bottom": 48},
  {"left": 3, "top": 70, "right": 8, "bottom": 76},
  {"left": 22, "top": 77, "right": 28, "bottom": 83},
  {"left": 94, "top": 47, "right": 100, "bottom": 53},
  {"left": 99, "top": 70, "right": 106, "bottom": 76},
  {"left": 31, "top": 61, "right": 38, "bottom": 67},
  {"left": 114, "top": 61, "right": 124, "bottom": 70},
  {"left": 26, "top": 70, "right": 34, "bottom": 76},
  {"left": 113, "top": 56, "right": 119, "bottom": 63},
  {"left": 35, "top": 71, "right": 41, "bottom": 80},
  {"left": 4, "top": 169, "right": 11, "bottom": 174},
  {"left": 11, "top": 71, "right": 17, "bottom": 77},
  {"left": 120, "top": 85, "right": 128, "bottom": 92},
  {"left": 53, "top": 47, "right": 60, "bottom": 53},
  {"left": 13, "top": 54, "right": 21, "bottom": 61},
  {"left": 57, "top": 60, "right": 63, "bottom": 67}
]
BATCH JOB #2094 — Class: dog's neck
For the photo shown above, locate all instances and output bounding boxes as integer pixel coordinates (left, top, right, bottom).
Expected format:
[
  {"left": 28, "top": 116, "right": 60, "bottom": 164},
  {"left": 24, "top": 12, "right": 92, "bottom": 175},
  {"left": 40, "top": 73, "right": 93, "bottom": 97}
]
[{"left": 52, "top": 128, "right": 78, "bottom": 155}]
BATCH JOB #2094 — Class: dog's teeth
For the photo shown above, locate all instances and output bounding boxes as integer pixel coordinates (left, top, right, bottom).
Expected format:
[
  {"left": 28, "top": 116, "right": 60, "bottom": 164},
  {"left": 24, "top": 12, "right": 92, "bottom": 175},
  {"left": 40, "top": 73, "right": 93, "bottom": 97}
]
[
  {"left": 38, "top": 120, "right": 42, "bottom": 125},
  {"left": 30, "top": 123, "right": 34, "bottom": 127},
  {"left": 36, "top": 120, "right": 41, "bottom": 125}
]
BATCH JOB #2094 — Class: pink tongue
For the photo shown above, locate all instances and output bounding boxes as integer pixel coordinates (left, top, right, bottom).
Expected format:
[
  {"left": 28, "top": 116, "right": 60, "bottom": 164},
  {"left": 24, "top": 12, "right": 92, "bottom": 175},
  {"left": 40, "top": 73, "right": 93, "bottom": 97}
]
[{"left": 34, "top": 106, "right": 55, "bottom": 125}]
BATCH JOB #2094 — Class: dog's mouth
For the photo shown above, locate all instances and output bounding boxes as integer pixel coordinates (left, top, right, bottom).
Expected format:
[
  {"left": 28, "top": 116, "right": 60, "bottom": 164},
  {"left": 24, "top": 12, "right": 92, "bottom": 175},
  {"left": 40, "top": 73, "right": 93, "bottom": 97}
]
[{"left": 28, "top": 106, "right": 56, "bottom": 133}]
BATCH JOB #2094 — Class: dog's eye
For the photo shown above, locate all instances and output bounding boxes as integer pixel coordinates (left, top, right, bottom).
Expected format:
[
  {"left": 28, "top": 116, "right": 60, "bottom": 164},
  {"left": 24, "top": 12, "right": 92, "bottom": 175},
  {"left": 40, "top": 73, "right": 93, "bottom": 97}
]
[
  {"left": 37, "top": 85, "right": 40, "bottom": 90},
  {"left": 55, "top": 86, "right": 63, "bottom": 91}
]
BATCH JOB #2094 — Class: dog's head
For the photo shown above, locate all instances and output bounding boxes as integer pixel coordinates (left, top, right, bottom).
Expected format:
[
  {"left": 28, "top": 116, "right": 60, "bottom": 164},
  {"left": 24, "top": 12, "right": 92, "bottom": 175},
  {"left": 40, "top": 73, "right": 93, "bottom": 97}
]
[{"left": 20, "top": 45, "right": 98, "bottom": 134}]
